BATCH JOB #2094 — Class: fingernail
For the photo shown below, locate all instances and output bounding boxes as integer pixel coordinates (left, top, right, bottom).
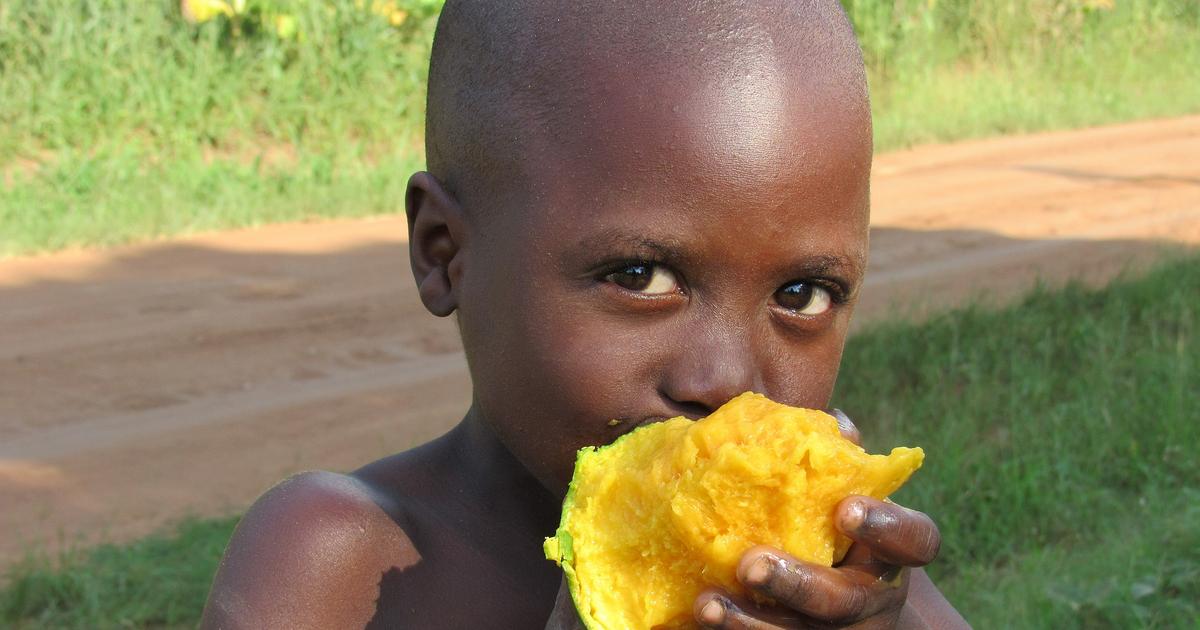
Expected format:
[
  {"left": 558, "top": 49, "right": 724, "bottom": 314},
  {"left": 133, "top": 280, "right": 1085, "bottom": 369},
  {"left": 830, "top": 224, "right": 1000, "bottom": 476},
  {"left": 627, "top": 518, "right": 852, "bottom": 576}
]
[
  {"left": 743, "top": 555, "right": 773, "bottom": 586},
  {"left": 699, "top": 599, "right": 725, "bottom": 625},
  {"left": 831, "top": 409, "right": 861, "bottom": 444},
  {"left": 831, "top": 408, "right": 852, "bottom": 431},
  {"left": 841, "top": 499, "right": 867, "bottom": 532}
]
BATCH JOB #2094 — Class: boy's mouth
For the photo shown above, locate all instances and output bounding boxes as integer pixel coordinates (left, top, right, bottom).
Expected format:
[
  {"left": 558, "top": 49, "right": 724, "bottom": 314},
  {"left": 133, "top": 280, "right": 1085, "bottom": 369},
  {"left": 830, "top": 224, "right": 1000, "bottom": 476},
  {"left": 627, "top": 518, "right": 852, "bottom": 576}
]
[{"left": 611, "top": 414, "right": 688, "bottom": 437}]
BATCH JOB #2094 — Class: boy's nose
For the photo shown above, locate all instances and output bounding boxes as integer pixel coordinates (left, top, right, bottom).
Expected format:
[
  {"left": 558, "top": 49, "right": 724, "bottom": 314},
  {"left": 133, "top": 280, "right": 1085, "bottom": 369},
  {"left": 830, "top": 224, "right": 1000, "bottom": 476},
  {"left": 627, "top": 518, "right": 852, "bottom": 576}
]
[{"left": 658, "top": 329, "right": 760, "bottom": 417}]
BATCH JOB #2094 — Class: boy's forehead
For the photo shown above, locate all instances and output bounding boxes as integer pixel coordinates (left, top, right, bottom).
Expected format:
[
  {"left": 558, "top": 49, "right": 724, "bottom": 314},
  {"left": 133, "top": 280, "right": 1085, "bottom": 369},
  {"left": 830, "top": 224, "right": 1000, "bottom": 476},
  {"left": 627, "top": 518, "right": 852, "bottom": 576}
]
[
  {"left": 549, "top": 51, "right": 870, "bottom": 189},
  {"left": 531, "top": 4, "right": 868, "bottom": 204},
  {"left": 427, "top": 0, "right": 870, "bottom": 225},
  {"left": 524, "top": 50, "right": 871, "bottom": 238}
]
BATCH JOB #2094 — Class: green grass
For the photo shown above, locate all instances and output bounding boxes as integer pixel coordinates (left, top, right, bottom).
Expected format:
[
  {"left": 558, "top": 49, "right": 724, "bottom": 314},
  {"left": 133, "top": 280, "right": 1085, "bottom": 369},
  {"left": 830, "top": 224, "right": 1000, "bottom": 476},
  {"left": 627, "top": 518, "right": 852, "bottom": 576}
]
[
  {"left": 2, "top": 0, "right": 1200, "bottom": 256},
  {"left": 0, "top": 149, "right": 417, "bottom": 254},
  {"left": 834, "top": 254, "right": 1199, "bottom": 628},
  {"left": 0, "top": 517, "right": 239, "bottom": 629},
  {"left": 845, "top": 0, "right": 1200, "bottom": 148},
  {"left": 3, "top": 255, "right": 1195, "bottom": 628},
  {"left": 1, "top": 0, "right": 435, "bottom": 257}
]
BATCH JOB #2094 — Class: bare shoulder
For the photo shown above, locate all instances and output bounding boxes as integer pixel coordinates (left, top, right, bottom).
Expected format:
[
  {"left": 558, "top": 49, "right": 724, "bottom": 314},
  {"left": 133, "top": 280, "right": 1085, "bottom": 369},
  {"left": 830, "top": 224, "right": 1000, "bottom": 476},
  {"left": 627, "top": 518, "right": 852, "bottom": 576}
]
[{"left": 201, "top": 469, "right": 417, "bottom": 629}]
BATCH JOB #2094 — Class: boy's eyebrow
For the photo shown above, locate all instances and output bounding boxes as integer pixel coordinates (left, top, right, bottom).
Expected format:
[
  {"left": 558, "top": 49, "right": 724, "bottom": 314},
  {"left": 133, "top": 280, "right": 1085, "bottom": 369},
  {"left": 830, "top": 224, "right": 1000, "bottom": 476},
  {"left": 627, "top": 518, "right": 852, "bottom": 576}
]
[
  {"left": 791, "top": 253, "right": 864, "bottom": 279},
  {"left": 570, "top": 229, "right": 692, "bottom": 263},
  {"left": 566, "top": 229, "right": 864, "bottom": 280}
]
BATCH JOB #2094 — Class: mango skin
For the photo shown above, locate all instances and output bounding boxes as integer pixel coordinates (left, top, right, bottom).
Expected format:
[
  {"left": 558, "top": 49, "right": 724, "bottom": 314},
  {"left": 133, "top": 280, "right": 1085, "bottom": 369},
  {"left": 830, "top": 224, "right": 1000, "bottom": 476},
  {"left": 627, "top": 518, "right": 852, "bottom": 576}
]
[{"left": 544, "top": 392, "right": 925, "bottom": 630}]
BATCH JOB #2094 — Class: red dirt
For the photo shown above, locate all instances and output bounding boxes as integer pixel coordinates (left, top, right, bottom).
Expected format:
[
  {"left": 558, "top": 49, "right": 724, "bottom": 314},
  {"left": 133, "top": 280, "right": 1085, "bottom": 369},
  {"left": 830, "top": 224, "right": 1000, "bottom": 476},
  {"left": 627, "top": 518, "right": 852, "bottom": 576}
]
[{"left": 1, "top": 116, "right": 1197, "bottom": 565}]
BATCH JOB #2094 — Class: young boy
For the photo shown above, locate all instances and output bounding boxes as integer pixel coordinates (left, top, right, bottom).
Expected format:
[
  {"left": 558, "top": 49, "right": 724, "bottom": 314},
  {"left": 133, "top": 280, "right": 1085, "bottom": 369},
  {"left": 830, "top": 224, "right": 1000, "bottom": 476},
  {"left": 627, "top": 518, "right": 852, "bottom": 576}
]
[{"left": 203, "top": 1, "right": 968, "bottom": 627}]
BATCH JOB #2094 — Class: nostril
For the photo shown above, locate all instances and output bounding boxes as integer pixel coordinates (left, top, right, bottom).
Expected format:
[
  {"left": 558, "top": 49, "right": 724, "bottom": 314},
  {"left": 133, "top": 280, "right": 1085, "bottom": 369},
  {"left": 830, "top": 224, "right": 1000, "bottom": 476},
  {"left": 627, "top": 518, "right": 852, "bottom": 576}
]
[{"left": 660, "top": 396, "right": 714, "bottom": 420}]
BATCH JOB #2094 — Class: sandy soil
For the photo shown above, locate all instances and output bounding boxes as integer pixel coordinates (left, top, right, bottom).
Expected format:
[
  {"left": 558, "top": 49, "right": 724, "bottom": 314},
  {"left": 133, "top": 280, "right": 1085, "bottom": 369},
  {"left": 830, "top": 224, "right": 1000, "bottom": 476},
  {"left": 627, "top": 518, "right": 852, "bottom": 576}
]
[{"left": 1, "top": 116, "right": 1198, "bottom": 566}]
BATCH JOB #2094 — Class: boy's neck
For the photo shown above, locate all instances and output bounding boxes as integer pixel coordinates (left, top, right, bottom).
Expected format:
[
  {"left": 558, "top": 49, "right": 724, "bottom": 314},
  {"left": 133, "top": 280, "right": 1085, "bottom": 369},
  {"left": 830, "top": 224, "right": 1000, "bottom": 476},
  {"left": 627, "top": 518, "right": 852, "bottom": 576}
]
[{"left": 445, "top": 404, "right": 561, "bottom": 535}]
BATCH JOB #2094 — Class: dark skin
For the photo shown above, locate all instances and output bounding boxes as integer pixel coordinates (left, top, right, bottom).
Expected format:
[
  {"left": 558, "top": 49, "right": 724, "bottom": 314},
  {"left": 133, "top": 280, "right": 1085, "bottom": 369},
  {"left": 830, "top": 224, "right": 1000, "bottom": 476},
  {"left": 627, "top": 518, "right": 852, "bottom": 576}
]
[{"left": 202, "top": 3, "right": 969, "bottom": 628}]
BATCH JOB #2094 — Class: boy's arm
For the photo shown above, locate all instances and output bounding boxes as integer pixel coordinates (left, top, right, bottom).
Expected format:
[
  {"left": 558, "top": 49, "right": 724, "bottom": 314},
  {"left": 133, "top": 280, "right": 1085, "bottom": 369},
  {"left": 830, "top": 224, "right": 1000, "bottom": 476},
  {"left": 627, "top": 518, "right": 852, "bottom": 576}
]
[
  {"left": 201, "top": 471, "right": 418, "bottom": 629},
  {"left": 901, "top": 569, "right": 970, "bottom": 629}
]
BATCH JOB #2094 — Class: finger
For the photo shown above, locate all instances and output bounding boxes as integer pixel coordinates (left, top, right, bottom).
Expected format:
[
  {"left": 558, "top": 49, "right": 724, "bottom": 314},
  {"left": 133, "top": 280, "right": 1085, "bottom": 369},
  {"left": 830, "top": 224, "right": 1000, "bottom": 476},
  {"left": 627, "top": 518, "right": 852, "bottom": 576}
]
[
  {"left": 737, "top": 547, "right": 907, "bottom": 624},
  {"left": 694, "top": 589, "right": 804, "bottom": 629},
  {"left": 828, "top": 408, "right": 862, "bottom": 446},
  {"left": 545, "top": 577, "right": 585, "bottom": 629},
  {"left": 836, "top": 496, "right": 941, "bottom": 567},
  {"left": 835, "top": 537, "right": 886, "bottom": 576},
  {"left": 836, "top": 540, "right": 898, "bottom": 581}
]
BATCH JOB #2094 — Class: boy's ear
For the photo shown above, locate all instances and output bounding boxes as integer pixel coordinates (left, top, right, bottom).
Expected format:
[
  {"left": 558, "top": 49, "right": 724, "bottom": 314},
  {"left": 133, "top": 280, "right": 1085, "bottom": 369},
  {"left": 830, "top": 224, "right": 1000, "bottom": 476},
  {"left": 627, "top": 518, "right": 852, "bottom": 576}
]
[{"left": 405, "top": 172, "right": 467, "bottom": 317}]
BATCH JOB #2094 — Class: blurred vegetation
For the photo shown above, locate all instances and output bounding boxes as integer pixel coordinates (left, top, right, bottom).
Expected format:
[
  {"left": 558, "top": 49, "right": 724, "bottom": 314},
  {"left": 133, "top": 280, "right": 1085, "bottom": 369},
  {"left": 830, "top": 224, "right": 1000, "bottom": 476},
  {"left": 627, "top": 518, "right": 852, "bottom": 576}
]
[
  {"left": 843, "top": 0, "right": 1200, "bottom": 148},
  {"left": 2, "top": 254, "right": 1195, "bottom": 628},
  {"left": 2, "top": 0, "right": 1199, "bottom": 256},
  {"left": 0, "top": 0, "right": 440, "bottom": 255}
]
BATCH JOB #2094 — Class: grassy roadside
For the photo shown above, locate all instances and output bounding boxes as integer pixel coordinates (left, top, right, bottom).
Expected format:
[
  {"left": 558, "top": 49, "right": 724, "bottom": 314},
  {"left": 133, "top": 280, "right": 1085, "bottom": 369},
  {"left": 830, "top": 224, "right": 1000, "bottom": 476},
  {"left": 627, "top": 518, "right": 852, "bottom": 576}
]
[
  {"left": 3, "top": 254, "right": 1196, "bottom": 629},
  {"left": 3, "top": 0, "right": 1200, "bottom": 257},
  {"left": 0, "top": 518, "right": 239, "bottom": 629},
  {"left": 851, "top": 0, "right": 1200, "bottom": 149},
  {"left": 0, "top": 0, "right": 436, "bottom": 257}
]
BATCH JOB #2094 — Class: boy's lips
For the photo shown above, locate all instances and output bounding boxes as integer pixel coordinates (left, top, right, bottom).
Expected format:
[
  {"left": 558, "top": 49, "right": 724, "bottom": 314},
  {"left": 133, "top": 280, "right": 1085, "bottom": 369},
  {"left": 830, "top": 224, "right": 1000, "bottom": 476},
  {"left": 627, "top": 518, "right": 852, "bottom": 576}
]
[{"left": 613, "top": 414, "right": 694, "bottom": 436}]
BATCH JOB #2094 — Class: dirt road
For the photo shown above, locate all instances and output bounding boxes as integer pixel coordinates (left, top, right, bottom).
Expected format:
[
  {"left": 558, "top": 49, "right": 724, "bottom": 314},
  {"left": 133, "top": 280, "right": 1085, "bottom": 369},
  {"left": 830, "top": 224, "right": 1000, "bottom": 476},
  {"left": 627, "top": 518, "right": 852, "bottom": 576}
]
[{"left": 2, "top": 116, "right": 1198, "bottom": 565}]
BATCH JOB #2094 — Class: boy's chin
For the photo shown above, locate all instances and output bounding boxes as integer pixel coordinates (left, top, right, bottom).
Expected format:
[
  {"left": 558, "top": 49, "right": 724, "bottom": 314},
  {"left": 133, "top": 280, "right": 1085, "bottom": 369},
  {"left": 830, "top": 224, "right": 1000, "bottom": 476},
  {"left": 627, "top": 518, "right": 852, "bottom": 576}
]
[{"left": 546, "top": 415, "right": 687, "bottom": 494}]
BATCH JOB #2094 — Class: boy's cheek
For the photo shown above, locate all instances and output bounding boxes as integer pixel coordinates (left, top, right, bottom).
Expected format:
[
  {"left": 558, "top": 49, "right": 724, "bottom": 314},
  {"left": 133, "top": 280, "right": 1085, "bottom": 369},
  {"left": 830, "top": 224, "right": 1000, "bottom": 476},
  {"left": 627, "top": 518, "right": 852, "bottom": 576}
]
[
  {"left": 529, "top": 317, "right": 668, "bottom": 423},
  {"left": 464, "top": 299, "right": 671, "bottom": 487}
]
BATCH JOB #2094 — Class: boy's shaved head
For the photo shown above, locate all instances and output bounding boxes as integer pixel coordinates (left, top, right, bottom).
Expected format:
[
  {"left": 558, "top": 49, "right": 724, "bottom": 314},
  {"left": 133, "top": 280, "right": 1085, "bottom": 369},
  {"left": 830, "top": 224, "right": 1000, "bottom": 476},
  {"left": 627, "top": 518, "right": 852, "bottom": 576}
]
[{"left": 425, "top": 0, "right": 871, "bottom": 211}]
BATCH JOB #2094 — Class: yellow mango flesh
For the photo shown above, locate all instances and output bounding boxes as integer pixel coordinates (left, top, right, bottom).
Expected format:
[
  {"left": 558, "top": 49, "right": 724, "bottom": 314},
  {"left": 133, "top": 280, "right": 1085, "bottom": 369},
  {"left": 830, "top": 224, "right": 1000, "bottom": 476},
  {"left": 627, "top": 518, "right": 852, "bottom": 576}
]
[{"left": 544, "top": 392, "right": 924, "bottom": 630}]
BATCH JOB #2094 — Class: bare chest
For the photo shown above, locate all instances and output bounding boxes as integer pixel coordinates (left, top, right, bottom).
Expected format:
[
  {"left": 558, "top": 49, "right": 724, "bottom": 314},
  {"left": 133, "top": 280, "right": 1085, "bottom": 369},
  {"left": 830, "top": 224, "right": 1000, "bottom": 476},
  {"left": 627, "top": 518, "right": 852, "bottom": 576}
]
[{"left": 363, "top": 506, "right": 560, "bottom": 628}]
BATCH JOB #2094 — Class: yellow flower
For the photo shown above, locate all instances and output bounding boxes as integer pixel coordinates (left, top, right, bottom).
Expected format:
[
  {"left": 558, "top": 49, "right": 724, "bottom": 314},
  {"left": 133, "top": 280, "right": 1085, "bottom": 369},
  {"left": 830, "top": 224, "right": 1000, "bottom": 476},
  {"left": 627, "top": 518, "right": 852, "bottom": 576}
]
[
  {"left": 180, "top": 0, "right": 234, "bottom": 24},
  {"left": 273, "top": 14, "right": 299, "bottom": 39},
  {"left": 370, "top": 0, "right": 409, "bottom": 27}
]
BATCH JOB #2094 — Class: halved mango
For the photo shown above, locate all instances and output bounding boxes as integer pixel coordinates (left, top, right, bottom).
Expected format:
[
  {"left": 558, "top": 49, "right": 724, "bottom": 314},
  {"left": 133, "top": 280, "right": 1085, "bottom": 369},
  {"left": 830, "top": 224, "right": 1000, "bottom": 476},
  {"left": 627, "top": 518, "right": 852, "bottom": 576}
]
[{"left": 544, "top": 392, "right": 924, "bottom": 629}]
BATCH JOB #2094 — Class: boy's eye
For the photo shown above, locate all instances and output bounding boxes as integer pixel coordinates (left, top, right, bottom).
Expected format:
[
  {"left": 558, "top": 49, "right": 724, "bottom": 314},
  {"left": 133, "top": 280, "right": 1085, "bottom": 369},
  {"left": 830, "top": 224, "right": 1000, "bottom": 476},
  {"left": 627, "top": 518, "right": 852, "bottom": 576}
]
[
  {"left": 604, "top": 264, "right": 680, "bottom": 295},
  {"left": 775, "top": 281, "right": 832, "bottom": 315}
]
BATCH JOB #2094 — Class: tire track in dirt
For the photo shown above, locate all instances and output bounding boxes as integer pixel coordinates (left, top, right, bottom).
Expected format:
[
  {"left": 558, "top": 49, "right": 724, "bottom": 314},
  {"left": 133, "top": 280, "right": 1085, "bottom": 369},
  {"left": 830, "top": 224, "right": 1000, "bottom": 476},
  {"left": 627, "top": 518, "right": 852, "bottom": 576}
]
[{"left": 1, "top": 116, "right": 1197, "bottom": 565}]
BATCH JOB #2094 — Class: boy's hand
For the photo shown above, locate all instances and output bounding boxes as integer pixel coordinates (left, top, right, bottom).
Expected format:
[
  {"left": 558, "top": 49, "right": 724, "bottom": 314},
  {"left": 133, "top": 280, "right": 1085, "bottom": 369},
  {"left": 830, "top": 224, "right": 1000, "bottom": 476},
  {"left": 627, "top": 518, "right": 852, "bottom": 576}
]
[
  {"left": 546, "top": 498, "right": 940, "bottom": 630},
  {"left": 692, "top": 496, "right": 941, "bottom": 629},
  {"left": 691, "top": 409, "right": 942, "bottom": 629}
]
